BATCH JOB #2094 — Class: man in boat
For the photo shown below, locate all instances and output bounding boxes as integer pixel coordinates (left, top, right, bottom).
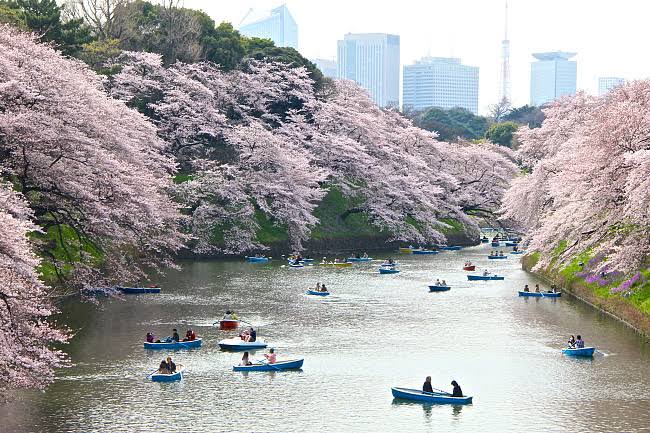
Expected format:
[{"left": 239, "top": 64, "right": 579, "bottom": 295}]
[
  {"left": 158, "top": 359, "right": 169, "bottom": 374},
  {"left": 363, "top": 252, "right": 369, "bottom": 258},
  {"left": 244, "top": 327, "right": 257, "bottom": 342},
  {"left": 146, "top": 332, "right": 155, "bottom": 343},
  {"left": 165, "top": 356, "right": 176, "bottom": 374},
  {"left": 320, "top": 284, "right": 328, "bottom": 292},
  {"left": 435, "top": 279, "right": 441, "bottom": 286},
  {"left": 264, "top": 348, "right": 277, "bottom": 364},
  {"left": 172, "top": 329, "right": 180, "bottom": 342},
  {"left": 523, "top": 284, "right": 530, "bottom": 292},
  {"left": 451, "top": 380, "right": 463, "bottom": 397},
  {"left": 423, "top": 376, "right": 434, "bottom": 393},
  {"left": 483, "top": 269, "right": 489, "bottom": 276},
  {"left": 442, "top": 280, "right": 447, "bottom": 287},
  {"left": 575, "top": 335, "right": 585, "bottom": 348}
]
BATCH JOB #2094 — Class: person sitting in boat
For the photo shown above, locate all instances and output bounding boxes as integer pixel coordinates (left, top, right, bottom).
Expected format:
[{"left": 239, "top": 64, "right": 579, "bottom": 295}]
[
  {"left": 320, "top": 284, "right": 328, "bottom": 292},
  {"left": 240, "top": 351, "right": 253, "bottom": 366},
  {"left": 568, "top": 335, "right": 576, "bottom": 348},
  {"left": 363, "top": 252, "right": 369, "bottom": 258},
  {"left": 435, "top": 279, "right": 441, "bottom": 286},
  {"left": 575, "top": 335, "right": 585, "bottom": 348},
  {"left": 315, "top": 282, "right": 322, "bottom": 291},
  {"left": 146, "top": 332, "right": 155, "bottom": 343},
  {"left": 423, "top": 376, "right": 434, "bottom": 393},
  {"left": 158, "top": 359, "right": 169, "bottom": 374},
  {"left": 165, "top": 356, "right": 176, "bottom": 374},
  {"left": 183, "top": 330, "right": 192, "bottom": 341},
  {"left": 513, "top": 245, "right": 519, "bottom": 252},
  {"left": 239, "top": 328, "right": 250, "bottom": 341},
  {"left": 441, "top": 280, "right": 447, "bottom": 287},
  {"left": 523, "top": 284, "right": 530, "bottom": 292},
  {"left": 243, "top": 327, "right": 256, "bottom": 343},
  {"left": 551, "top": 284, "right": 558, "bottom": 293},
  {"left": 498, "top": 251, "right": 504, "bottom": 257},
  {"left": 534, "top": 284, "right": 540, "bottom": 293},
  {"left": 172, "top": 329, "right": 180, "bottom": 342},
  {"left": 388, "top": 258, "right": 395, "bottom": 265},
  {"left": 451, "top": 380, "right": 463, "bottom": 397},
  {"left": 483, "top": 269, "right": 490, "bottom": 276},
  {"left": 264, "top": 348, "right": 277, "bottom": 364}
]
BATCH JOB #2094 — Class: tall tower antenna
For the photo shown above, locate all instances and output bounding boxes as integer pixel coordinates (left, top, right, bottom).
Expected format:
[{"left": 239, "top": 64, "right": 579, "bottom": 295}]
[{"left": 499, "top": 1, "right": 511, "bottom": 104}]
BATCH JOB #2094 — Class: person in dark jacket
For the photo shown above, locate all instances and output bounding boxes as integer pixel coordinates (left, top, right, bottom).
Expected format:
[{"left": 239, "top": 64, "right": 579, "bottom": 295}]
[
  {"left": 248, "top": 327, "right": 257, "bottom": 342},
  {"left": 165, "top": 356, "right": 176, "bottom": 373},
  {"left": 423, "top": 376, "right": 433, "bottom": 393},
  {"left": 172, "top": 329, "right": 180, "bottom": 342},
  {"left": 451, "top": 380, "right": 463, "bottom": 397}
]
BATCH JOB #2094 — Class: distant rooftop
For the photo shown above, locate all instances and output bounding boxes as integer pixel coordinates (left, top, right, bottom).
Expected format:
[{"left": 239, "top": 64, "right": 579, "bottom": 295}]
[
  {"left": 532, "top": 51, "right": 577, "bottom": 61},
  {"left": 240, "top": 4, "right": 292, "bottom": 28},
  {"left": 413, "top": 57, "right": 462, "bottom": 65}
]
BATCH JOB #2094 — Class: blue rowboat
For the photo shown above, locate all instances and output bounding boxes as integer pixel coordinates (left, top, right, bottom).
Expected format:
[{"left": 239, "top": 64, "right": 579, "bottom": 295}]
[
  {"left": 118, "top": 286, "right": 161, "bottom": 294},
  {"left": 518, "top": 291, "right": 561, "bottom": 298},
  {"left": 218, "top": 338, "right": 268, "bottom": 351},
  {"left": 488, "top": 255, "right": 508, "bottom": 259},
  {"left": 562, "top": 347, "right": 596, "bottom": 357},
  {"left": 439, "top": 246, "right": 462, "bottom": 251},
  {"left": 306, "top": 290, "right": 330, "bottom": 296},
  {"left": 288, "top": 263, "right": 304, "bottom": 268},
  {"left": 481, "top": 238, "right": 489, "bottom": 243},
  {"left": 247, "top": 256, "right": 269, "bottom": 263},
  {"left": 144, "top": 338, "right": 203, "bottom": 350},
  {"left": 391, "top": 387, "right": 473, "bottom": 405},
  {"left": 491, "top": 241, "right": 501, "bottom": 247},
  {"left": 467, "top": 274, "right": 505, "bottom": 281},
  {"left": 233, "top": 358, "right": 304, "bottom": 372},
  {"left": 379, "top": 267, "right": 400, "bottom": 274},
  {"left": 429, "top": 285, "right": 450, "bottom": 292},
  {"left": 150, "top": 365, "right": 185, "bottom": 382},
  {"left": 412, "top": 250, "right": 438, "bottom": 255},
  {"left": 347, "top": 257, "right": 373, "bottom": 262},
  {"left": 505, "top": 242, "right": 519, "bottom": 247},
  {"left": 510, "top": 251, "right": 525, "bottom": 255}
]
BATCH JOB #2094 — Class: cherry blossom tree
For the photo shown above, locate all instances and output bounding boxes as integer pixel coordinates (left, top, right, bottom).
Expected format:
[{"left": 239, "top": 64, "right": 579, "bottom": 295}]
[
  {"left": 502, "top": 83, "right": 650, "bottom": 273},
  {"left": 0, "top": 182, "right": 68, "bottom": 391},
  {"left": 0, "top": 25, "right": 187, "bottom": 289}
]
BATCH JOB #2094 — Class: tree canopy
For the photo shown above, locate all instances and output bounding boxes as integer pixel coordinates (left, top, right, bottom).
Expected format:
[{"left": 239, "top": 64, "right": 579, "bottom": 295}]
[
  {"left": 485, "top": 121, "right": 519, "bottom": 147},
  {"left": 411, "top": 107, "right": 490, "bottom": 142}
]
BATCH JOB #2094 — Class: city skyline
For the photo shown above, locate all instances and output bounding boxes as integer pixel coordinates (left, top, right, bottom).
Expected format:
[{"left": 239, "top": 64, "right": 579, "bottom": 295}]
[{"left": 183, "top": 0, "right": 643, "bottom": 113}]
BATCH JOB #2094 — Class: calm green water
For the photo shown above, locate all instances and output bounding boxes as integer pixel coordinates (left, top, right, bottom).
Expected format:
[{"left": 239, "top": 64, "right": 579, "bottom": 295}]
[{"left": 3, "top": 244, "right": 650, "bottom": 432}]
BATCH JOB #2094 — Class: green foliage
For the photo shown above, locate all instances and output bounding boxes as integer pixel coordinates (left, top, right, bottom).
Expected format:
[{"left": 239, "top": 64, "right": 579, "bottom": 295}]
[
  {"left": 503, "top": 105, "right": 545, "bottom": 128},
  {"left": 412, "top": 107, "right": 489, "bottom": 142},
  {"left": 202, "top": 22, "right": 245, "bottom": 71},
  {"left": 485, "top": 121, "right": 518, "bottom": 147},
  {"left": 255, "top": 209, "right": 288, "bottom": 244},
  {"left": 438, "top": 218, "right": 463, "bottom": 234},
  {"left": 77, "top": 38, "right": 122, "bottom": 75},
  {"left": 0, "top": 1, "right": 25, "bottom": 28}
]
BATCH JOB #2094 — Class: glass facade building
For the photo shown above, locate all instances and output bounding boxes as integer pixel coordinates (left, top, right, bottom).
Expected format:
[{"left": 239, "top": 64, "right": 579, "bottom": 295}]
[
  {"left": 239, "top": 4, "right": 298, "bottom": 49},
  {"left": 530, "top": 51, "right": 577, "bottom": 106},
  {"left": 598, "top": 77, "right": 625, "bottom": 96},
  {"left": 312, "top": 58, "right": 337, "bottom": 79},
  {"left": 403, "top": 57, "right": 479, "bottom": 114},
  {"left": 337, "top": 33, "right": 400, "bottom": 108}
]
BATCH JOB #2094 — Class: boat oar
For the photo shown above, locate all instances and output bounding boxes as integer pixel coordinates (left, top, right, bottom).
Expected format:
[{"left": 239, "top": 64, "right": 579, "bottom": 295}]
[
  {"left": 258, "top": 360, "right": 282, "bottom": 371},
  {"left": 145, "top": 368, "right": 158, "bottom": 379},
  {"left": 431, "top": 387, "right": 452, "bottom": 396}
]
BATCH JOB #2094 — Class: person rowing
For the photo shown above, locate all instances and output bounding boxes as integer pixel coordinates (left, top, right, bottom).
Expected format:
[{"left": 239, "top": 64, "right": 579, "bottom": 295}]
[
  {"left": 423, "top": 376, "right": 433, "bottom": 393},
  {"left": 523, "top": 284, "right": 530, "bottom": 292},
  {"left": 575, "top": 335, "right": 585, "bottom": 348},
  {"left": 534, "top": 284, "right": 540, "bottom": 293},
  {"left": 172, "top": 329, "right": 180, "bottom": 342},
  {"left": 320, "top": 284, "right": 328, "bottom": 293},
  {"left": 451, "top": 380, "right": 463, "bottom": 397},
  {"left": 264, "top": 348, "right": 277, "bottom": 364}
]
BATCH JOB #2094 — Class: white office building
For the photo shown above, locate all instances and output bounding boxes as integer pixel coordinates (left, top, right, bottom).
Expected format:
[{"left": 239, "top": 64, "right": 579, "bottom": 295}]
[
  {"left": 312, "top": 58, "right": 337, "bottom": 79},
  {"left": 530, "top": 51, "right": 577, "bottom": 106},
  {"left": 598, "top": 77, "right": 625, "bottom": 96},
  {"left": 239, "top": 4, "right": 298, "bottom": 49},
  {"left": 337, "top": 33, "right": 400, "bottom": 108},
  {"left": 403, "top": 57, "right": 479, "bottom": 114}
]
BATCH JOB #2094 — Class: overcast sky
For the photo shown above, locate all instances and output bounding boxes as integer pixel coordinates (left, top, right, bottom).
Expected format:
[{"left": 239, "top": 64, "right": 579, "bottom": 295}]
[{"left": 182, "top": 0, "right": 649, "bottom": 113}]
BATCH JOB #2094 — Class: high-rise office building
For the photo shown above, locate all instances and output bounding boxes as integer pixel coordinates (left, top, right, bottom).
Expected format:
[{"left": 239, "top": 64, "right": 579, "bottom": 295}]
[
  {"left": 337, "top": 33, "right": 400, "bottom": 107},
  {"left": 403, "top": 57, "right": 479, "bottom": 114},
  {"left": 530, "top": 51, "right": 577, "bottom": 106},
  {"left": 312, "top": 58, "right": 337, "bottom": 79},
  {"left": 239, "top": 4, "right": 298, "bottom": 49},
  {"left": 598, "top": 77, "right": 625, "bottom": 96}
]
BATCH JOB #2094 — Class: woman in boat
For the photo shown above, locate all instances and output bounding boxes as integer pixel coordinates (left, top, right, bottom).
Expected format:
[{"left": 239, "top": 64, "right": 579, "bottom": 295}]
[
  {"left": 172, "top": 329, "right": 180, "bottom": 342},
  {"left": 183, "top": 330, "right": 192, "bottom": 341},
  {"left": 146, "top": 332, "right": 155, "bottom": 343},
  {"left": 575, "top": 335, "right": 585, "bottom": 348},
  {"left": 534, "top": 284, "right": 540, "bottom": 293},
  {"left": 264, "top": 348, "right": 277, "bottom": 364},
  {"left": 241, "top": 351, "right": 253, "bottom": 366},
  {"left": 239, "top": 328, "right": 250, "bottom": 341},
  {"left": 315, "top": 282, "right": 322, "bottom": 291},
  {"left": 244, "top": 327, "right": 256, "bottom": 343},
  {"left": 165, "top": 356, "right": 176, "bottom": 374},
  {"left": 451, "top": 380, "right": 463, "bottom": 397},
  {"left": 568, "top": 335, "right": 576, "bottom": 348},
  {"left": 523, "top": 284, "right": 530, "bottom": 292},
  {"left": 423, "top": 376, "right": 433, "bottom": 393},
  {"left": 158, "top": 359, "right": 169, "bottom": 374}
]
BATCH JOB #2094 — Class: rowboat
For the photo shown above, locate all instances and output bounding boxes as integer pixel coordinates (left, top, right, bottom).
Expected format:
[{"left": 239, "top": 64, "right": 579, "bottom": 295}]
[
  {"left": 379, "top": 266, "right": 400, "bottom": 274},
  {"left": 321, "top": 262, "right": 352, "bottom": 267},
  {"left": 491, "top": 241, "right": 501, "bottom": 247},
  {"left": 439, "top": 246, "right": 462, "bottom": 251},
  {"left": 505, "top": 242, "right": 519, "bottom": 247},
  {"left": 219, "top": 319, "right": 240, "bottom": 330},
  {"left": 150, "top": 364, "right": 185, "bottom": 382},
  {"left": 429, "top": 285, "right": 450, "bottom": 292},
  {"left": 399, "top": 247, "right": 418, "bottom": 253},
  {"left": 144, "top": 338, "right": 202, "bottom": 350},
  {"left": 488, "top": 255, "right": 508, "bottom": 259},
  {"left": 288, "top": 263, "right": 304, "bottom": 268},
  {"left": 306, "top": 290, "right": 330, "bottom": 296},
  {"left": 562, "top": 347, "right": 596, "bottom": 357},
  {"left": 218, "top": 338, "right": 267, "bottom": 351},
  {"left": 412, "top": 250, "right": 438, "bottom": 255},
  {"left": 463, "top": 265, "right": 476, "bottom": 271},
  {"left": 518, "top": 291, "right": 562, "bottom": 298},
  {"left": 118, "top": 286, "right": 161, "bottom": 294},
  {"left": 468, "top": 274, "right": 505, "bottom": 281},
  {"left": 247, "top": 256, "right": 269, "bottom": 263},
  {"left": 347, "top": 257, "right": 373, "bottom": 262},
  {"left": 233, "top": 358, "right": 304, "bottom": 372},
  {"left": 391, "top": 387, "right": 473, "bottom": 405},
  {"left": 481, "top": 237, "right": 489, "bottom": 243},
  {"left": 511, "top": 251, "right": 525, "bottom": 255}
]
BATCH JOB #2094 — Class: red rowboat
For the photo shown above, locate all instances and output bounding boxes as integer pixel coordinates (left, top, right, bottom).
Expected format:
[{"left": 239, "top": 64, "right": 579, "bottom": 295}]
[
  {"left": 219, "top": 319, "right": 240, "bottom": 330},
  {"left": 463, "top": 265, "right": 476, "bottom": 271}
]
